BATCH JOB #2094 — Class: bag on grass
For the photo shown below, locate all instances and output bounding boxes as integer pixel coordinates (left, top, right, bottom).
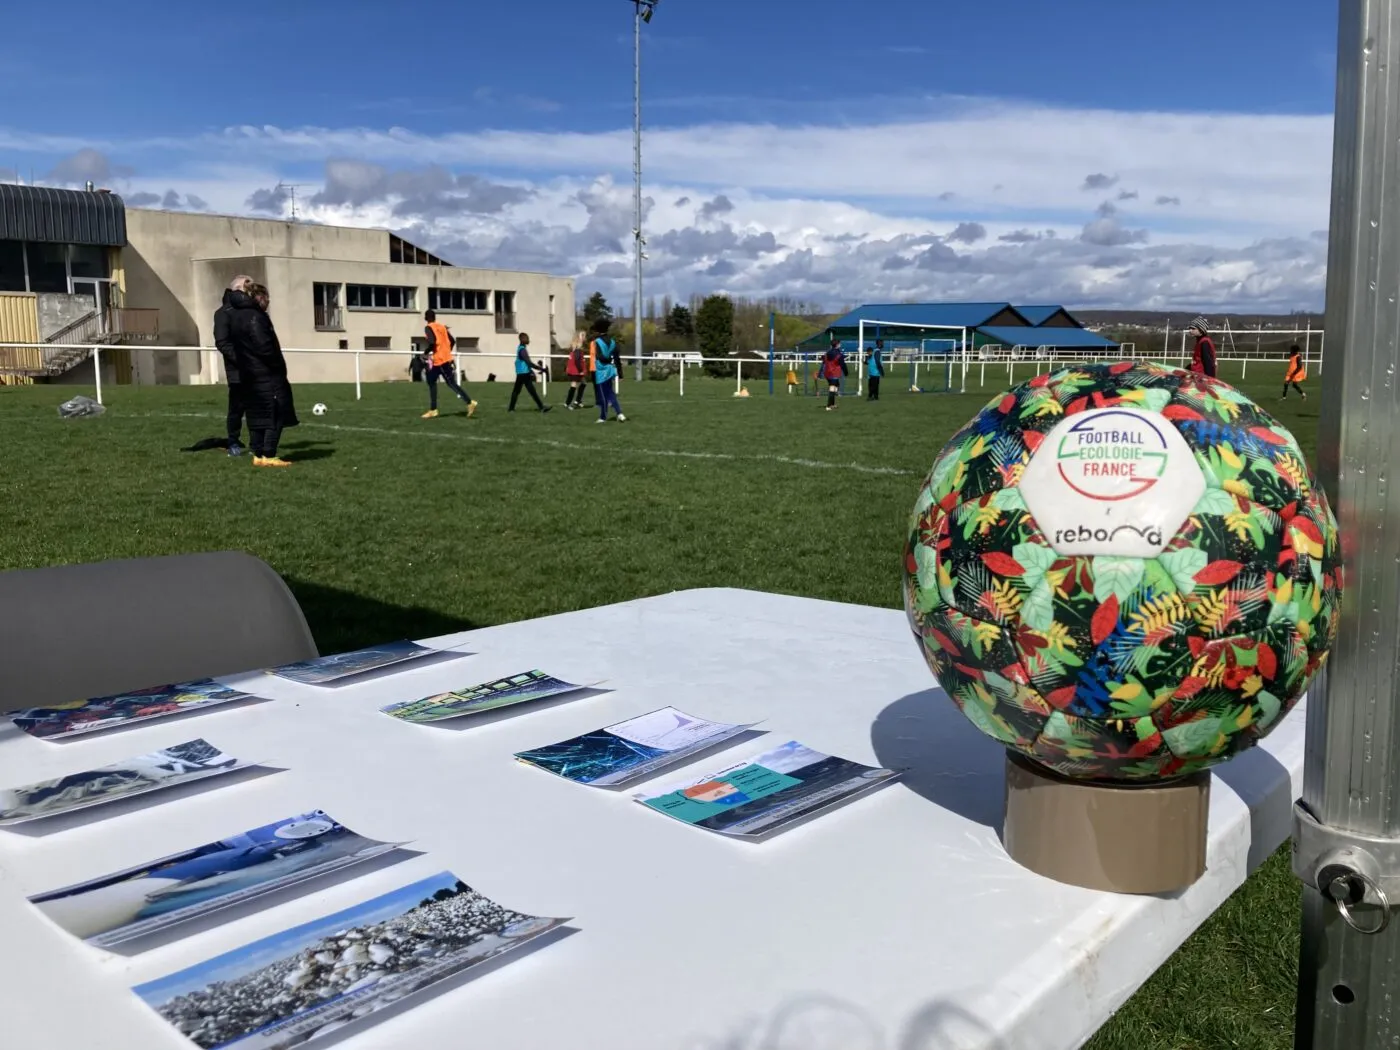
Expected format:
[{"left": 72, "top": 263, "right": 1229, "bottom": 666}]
[{"left": 57, "top": 395, "right": 105, "bottom": 419}]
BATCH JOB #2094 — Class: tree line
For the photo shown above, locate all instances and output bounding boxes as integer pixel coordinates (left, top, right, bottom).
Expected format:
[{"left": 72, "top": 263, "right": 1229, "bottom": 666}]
[{"left": 576, "top": 292, "right": 831, "bottom": 376}]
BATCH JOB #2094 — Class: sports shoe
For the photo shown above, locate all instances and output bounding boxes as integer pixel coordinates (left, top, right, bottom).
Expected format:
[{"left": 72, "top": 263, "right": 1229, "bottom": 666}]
[
  {"left": 542, "top": 405, "right": 553, "bottom": 414},
  {"left": 252, "top": 456, "right": 293, "bottom": 468},
  {"left": 422, "top": 409, "right": 439, "bottom": 419},
  {"left": 467, "top": 401, "right": 477, "bottom": 418},
  {"left": 617, "top": 413, "right": 627, "bottom": 422},
  {"left": 227, "top": 443, "right": 245, "bottom": 457},
  {"left": 596, "top": 418, "right": 607, "bottom": 424}
]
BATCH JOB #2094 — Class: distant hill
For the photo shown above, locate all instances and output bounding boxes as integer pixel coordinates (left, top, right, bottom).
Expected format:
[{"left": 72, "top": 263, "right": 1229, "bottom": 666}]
[{"left": 1075, "top": 310, "right": 1324, "bottom": 329}]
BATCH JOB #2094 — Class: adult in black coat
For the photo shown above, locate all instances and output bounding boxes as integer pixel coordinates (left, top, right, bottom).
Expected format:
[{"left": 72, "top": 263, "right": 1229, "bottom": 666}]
[
  {"left": 213, "top": 275, "right": 254, "bottom": 455},
  {"left": 229, "top": 284, "right": 298, "bottom": 466}
]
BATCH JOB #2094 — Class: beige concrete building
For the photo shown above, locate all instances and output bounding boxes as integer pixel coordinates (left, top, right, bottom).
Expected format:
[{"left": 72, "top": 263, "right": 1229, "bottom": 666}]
[
  {"left": 126, "top": 208, "right": 574, "bottom": 385},
  {"left": 0, "top": 185, "right": 574, "bottom": 387}
]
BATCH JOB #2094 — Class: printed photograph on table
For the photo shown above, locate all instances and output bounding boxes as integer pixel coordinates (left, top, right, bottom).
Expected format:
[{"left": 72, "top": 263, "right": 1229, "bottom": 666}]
[
  {"left": 382, "top": 670, "right": 588, "bottom": 724},
  {"left": 0, "top": 739, "right": 255, "bottom": 825},
  {"left": 269, "top": 640, "right": 459, "bottom": 686},
  {"left": 134, "top": 870, "right": 569, "bottom": 1050},
  {"left": 515, "top": 707, "right": 759, "bottom": 786},
  {"left": 11, "top": 680, "right": 259, "bottom": 741},
  {"left": 636, "top": 741, "right": 900, "bottom": 838},
  {"left": 29, "top": 810, "right": 402, "bottom": 948}
]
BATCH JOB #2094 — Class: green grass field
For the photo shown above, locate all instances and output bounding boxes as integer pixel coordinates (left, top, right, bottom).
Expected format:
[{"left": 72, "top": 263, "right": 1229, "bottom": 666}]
[{"left": 0, "top": 360, "right": 1318, "bottom": 1049}]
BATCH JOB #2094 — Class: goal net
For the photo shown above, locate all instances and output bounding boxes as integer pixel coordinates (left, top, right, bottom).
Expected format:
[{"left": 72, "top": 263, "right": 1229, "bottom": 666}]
[{"left": 854, "top": 319, "right": 967, "bottom": 395}]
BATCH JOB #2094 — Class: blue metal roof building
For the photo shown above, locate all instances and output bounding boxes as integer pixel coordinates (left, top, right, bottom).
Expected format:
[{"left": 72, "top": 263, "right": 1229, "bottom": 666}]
[{"left": 800, "top": 300, "right": 1116, "bottom": 351}]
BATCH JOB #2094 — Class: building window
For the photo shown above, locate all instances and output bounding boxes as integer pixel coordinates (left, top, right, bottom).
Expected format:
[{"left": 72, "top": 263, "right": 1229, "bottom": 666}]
[
  {"left": 494, "top": 290, "right": 516, "bottom": 333},
  {"left": 0, "top": 241, "right": 24, "bottom": 292},
  {"left": 314, "top": 282, "right": 343, "bottom": 329},
  {"left": 27, "top": 243, "right": 69, "bottom": 294},
  {"left": 347, "top": 284, "right": 417, "bottom": 311},
  {"left": 457, "top": 336, "right": 481, "bottom": 352},
  {"left": 428, "top": 288, "right": 488, "bottom": 312},
  {"left": 69, "top": 244, "right": 108, "bottom": 279}
]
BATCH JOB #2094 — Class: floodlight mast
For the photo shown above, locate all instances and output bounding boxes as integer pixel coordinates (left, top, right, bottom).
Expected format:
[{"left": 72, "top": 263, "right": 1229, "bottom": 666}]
[
  {"left": 632, "top": 0, "right": 658, "bottom": 381},
  {"left": 1294, "top": 0, "right": 1400, "bottom": 1044}
]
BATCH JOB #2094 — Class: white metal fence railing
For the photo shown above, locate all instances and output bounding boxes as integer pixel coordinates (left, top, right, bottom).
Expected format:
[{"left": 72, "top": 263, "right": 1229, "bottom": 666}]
[{"left": 0, "top": 337, "right": 1327, "bottom": 407}]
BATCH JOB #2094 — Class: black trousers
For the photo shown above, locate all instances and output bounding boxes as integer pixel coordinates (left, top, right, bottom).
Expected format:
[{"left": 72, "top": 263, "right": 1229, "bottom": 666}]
[
  {"left": 510, "top": 373, "right": 545, "bottom": 410},
  {"left": 249, "top": 422, "right": 282, "bottom": 458},
  {"left": 868, "top": 376, "right": 881, "bottom": 401},
  {"left": 427, "top": 363, "right": 471, "bottom": 409},
  {"left": 1282, "top": 381, "right": 1305, "bottom": 398},
  {"left": 226, "top": 384, "right": 245, "bottom": 444}
]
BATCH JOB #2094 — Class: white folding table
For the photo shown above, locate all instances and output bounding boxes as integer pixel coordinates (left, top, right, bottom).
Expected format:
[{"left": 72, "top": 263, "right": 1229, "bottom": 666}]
[{"left": 0, "top": 588, "right": 1304, "bottom": 1050}]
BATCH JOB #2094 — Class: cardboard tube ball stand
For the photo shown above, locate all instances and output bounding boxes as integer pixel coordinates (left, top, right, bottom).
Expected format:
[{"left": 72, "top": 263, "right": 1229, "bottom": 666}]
[{"left": 903, "top": 362, "right": 1342, "bottom": 895}]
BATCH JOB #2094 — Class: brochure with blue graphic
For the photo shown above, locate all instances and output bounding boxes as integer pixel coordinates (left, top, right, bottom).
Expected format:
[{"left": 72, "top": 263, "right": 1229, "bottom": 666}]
[
  {"left": 635, "top": 740, "right": 900, "bottom": 838},
  {"left": 270, "top": 641, "right": 463, "bottom": 686},
  {"left": 29, "top": 810, "right": 403, "bottom": 948},
  {"left": 514, "top": 707, "right": 758, "bottom": 786}
]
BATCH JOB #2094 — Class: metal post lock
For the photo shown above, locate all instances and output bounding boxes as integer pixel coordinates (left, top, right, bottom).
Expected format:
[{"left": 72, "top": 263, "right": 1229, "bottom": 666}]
[{"left": 1294, "top": 801, "right": 1399, "bottom": 937}]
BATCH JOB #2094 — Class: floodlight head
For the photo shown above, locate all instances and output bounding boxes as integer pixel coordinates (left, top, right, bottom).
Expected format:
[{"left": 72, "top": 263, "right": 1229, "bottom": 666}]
[{"left": 639, "top": 0, "right": 659, "bottom": 22}]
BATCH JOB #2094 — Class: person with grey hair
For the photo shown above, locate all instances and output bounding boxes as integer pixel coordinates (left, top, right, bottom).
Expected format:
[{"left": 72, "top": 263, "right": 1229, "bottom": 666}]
[{"left": 214, "top": 275, "right": 255, "bottom": 456}]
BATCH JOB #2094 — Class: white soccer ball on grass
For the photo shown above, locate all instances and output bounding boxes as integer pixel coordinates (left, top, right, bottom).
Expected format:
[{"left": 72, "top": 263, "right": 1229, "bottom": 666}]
[{"left": 312, "top": 403, "right": 328, "bottom": 416}]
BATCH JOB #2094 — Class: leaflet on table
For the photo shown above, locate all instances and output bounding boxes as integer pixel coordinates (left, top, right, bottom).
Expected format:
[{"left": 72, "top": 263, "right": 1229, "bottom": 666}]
[
  {"left": 381, "top": 670, "right": 589, "bottom": 724},
  {"left": 29, "top": 810, "right": 403, "bottom": 948},
  {"left": 515, "top": 707, "right": 759, "bottom": 786},
  {"left": 134, "top": 870, "right": 569, "bottom": 1050},
  {"left": 635, "top": 740, "right": 900, "bottom": 838},
  {"left": 0, "top": 739, "right": 258, "bottom": 825},
  {"left": 11, "top": 680, "right": 260, "bottom": 741},
  {"left": 269, "top": 640, "right": 463, "bottom": 685}
]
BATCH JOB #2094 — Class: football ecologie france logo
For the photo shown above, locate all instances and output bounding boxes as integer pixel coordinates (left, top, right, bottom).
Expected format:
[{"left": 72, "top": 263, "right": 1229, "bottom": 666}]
[{"left": 1054, "top": 410, "right": 1171, "bottom": 501}]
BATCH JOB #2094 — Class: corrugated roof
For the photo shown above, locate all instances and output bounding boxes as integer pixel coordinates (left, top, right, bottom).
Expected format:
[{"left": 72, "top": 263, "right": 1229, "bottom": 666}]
[
  {"left": 978, "top": 326, "right": 1119, "bottom": 349},
  {"left": 0, "top": 184, "right": 127, "bottom": 246},
  {"left": 825, "top": 302, "right": 1030, "bottom": 331}
]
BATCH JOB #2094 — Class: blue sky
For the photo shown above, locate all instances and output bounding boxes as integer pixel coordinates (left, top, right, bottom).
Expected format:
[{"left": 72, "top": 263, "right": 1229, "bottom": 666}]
[{"left": 0, "top": 0, "right": 1341, "bottom": 311}]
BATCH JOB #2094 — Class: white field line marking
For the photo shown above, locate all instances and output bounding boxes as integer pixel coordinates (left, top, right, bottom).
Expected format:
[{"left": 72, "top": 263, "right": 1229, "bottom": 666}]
[{"left": 150, "top": 412, "right": 917, "bottom": 477}]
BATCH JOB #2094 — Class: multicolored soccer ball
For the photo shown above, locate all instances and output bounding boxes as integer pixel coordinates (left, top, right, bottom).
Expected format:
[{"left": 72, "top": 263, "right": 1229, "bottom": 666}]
[{"left": 903, "top": 362, "right": 1342, "bottom": 782}]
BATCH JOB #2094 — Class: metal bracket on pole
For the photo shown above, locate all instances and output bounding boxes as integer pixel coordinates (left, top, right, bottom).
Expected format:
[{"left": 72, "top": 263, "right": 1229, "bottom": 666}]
[{"left": 1293, "top": 801, "right": 1400, "bottom": 936}]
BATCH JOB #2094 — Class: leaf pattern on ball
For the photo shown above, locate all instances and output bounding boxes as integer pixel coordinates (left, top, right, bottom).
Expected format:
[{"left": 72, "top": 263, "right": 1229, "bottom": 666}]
[{"left": 903, "top": 361, "right": 1343, "bottom": 782}]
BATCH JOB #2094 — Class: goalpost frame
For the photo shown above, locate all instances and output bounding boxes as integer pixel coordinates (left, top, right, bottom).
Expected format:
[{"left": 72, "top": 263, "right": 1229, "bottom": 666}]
[{"left": 855, "top": 319, "right": 971, "bottom": 396}]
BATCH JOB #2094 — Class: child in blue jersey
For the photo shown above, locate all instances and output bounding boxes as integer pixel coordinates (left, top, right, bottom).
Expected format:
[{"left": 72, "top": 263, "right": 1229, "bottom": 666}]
[
  {"left": 589, "top": 319, "right": 627, "bottom": 423},
  {"left": 866, "top": 338, "right": 885, "bottom": 401},
  {"left": 508, "top": 332, "right": 552, "bottom": 412}
]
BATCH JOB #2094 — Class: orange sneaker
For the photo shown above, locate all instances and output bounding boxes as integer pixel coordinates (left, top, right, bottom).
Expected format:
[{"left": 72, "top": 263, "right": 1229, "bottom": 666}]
[
  {"left": 421, "top": 409, "right": 440, "bottom": 419},
  {"left": 466, "top": 401, "right": 477, "bottom": 418},
  {"left": 252, "top": 456, "right": 293, "bottom": 468}
]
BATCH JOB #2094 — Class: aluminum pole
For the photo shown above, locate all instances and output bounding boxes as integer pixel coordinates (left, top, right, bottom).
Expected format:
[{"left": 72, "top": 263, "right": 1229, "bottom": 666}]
[
  {"left": 1293, "top": 0, "right": 1400, "bottom": 1044},
  {"left": 632, "top": 2, "right": 644, "bottom": 383}
]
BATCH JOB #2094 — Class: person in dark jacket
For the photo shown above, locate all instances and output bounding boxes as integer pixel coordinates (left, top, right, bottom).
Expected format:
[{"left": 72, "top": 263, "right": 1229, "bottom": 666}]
[
  {"left": 1188, "top": 317, "right": 1218, "bottom": 378},
  {"left": 229, "top": 284, "right": 298, "bottom": 467},
  {"left": 213, "top": 275, "right": 254, "bottom": 456}
]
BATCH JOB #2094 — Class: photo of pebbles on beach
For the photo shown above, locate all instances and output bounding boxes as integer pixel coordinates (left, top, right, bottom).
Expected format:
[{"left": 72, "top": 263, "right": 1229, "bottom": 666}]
[{"left": 134, "top": 871, "right": 568, "bottom": 1050}]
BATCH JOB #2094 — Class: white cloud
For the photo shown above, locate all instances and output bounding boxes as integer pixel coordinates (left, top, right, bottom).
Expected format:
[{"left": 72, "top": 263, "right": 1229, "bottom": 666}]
[{"left": 0, "top": 97, "right": 1335, "bottom": 311}]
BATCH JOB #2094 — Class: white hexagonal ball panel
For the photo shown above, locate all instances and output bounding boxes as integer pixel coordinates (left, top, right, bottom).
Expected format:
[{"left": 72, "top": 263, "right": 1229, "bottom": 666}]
[{"left": 1020, "top": 406, "right": 1206, "bottom": 558}]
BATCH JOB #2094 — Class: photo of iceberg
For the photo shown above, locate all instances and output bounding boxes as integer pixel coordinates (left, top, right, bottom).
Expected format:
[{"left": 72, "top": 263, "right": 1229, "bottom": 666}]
[
  {"left": 515, "top": 707, "right": 756, "bottom": 786},
  {"left": 134, "top": 870, "right": 568, "bottom": 1050},
  {"left": 11, "top": 680, "right": 258, "bottom": 741},
  {"left": 0, "top": 739, "right": 252, "bottom": 825},
  {"left": 636, "top": 741, "right": 900, "bottom": 838},
  {"left": 29, "top": 810, "right": 401, "bottom": 948},
  {"left": 382, "top": 670, "right": 587, "bottom": 724}
]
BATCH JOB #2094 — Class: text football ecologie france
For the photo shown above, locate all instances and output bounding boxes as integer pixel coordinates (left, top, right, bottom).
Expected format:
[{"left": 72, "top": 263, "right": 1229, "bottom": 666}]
[{"left": 1019, "top": 407, "right": 1205, "bottom": 559}]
